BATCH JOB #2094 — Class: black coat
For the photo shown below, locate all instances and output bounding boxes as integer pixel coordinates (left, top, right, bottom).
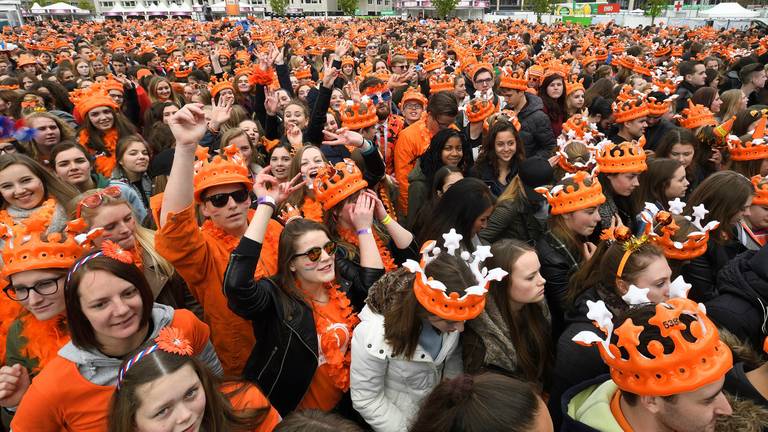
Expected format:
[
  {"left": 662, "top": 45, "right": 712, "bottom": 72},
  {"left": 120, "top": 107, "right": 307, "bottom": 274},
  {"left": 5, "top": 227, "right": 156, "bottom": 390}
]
[
  {"left": 683, "top": 235, "right": 746, "bottom": 303},
  {"left": 223, "top": 236, "right": 384, "bottom": 416},
  {"left": 517, "top": 93, "right": 556, "bottom": 158},
  {"left": 536, "top": 231, "right": 580, "bottom": 340},
  {"left": 469, "top": 159, "right": 518, "bottom": 197},
  {"left": 479, "top": 194, "right": 546, "bottom": 245},
  {"left": 706, "top": 246, "right": 768, "bottom": 351}
]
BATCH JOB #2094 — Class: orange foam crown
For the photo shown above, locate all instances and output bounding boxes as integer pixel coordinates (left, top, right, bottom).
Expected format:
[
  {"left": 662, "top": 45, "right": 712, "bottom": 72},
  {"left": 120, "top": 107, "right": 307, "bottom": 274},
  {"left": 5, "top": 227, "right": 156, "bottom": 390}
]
[
  {"left": 573, "top": 298, "right": 732, "bottom": 396},
  {"left": 192, "top": 144, "right": 253, "bottom": 203},
  {"left": 536, "top": 171, "right": 605, "bottom": 215},
  {"left": 341, "top": 98, "right": 378, "bottom": 131},
  {"left": 728, "top": 115, "right": 768, "bottom": 161},
  {"left": 209, "top": 74, "right": 234, "bottom": 98},
  {"left": 596, "top": 141, "right": 648, "bottom": 174},
  {"left": 752, "top": 175, "right": 768, "bottom": 206},
  {"left": 429, "top": 73, "right": 455, "bottom": 94},
  {"left": 498, "top": 68, "right": 528, "bottom": 91},
  {"left": 613, "top": 96, "right": 649, "bottom": 124},
  {"left": 466, "top": 98, "right": 496, "bottom": 124},
  {"left": 403, "top": 230, "right": 508, "bottom": 322},
  {"left": 313, "top": 159, "right": 368, "bottom": 210},
  {"left": 642, "top": 200, "right": 720, "bottom": 261},
  {"left": 677, "top": 99, "right": 717, "bottom": 129}
]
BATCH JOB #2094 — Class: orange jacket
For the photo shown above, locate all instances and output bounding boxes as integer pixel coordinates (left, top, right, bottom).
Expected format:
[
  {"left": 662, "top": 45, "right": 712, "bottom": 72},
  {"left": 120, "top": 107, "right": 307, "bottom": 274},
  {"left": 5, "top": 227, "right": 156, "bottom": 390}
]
[
  {"left": 11, "top": 310, "right": 209, "bottom": 432},
  {"left": 155, "top": 205, "right": 282, "bottom": 375},
  {"left": 226, "top": 382, "right": 282, "bottom": 431},
  {"left": 393, "top": 119, "right": 432, "bottom": 217}
]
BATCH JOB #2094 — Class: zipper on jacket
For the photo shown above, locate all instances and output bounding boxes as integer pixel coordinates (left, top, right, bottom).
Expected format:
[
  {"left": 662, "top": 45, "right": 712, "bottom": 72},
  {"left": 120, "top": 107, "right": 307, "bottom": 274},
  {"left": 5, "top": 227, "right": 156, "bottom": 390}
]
[
  {"left": 258, "top": 346, "right": 279, "bottom": 382},
  {"left": 266, "top": 332, "right": 291, "bottom": 396}
]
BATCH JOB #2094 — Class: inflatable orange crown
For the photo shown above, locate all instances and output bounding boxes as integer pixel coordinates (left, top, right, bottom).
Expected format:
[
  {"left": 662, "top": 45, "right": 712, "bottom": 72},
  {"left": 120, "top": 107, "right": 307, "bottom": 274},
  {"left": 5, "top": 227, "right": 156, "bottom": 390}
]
[
  {"left": 613, "top": 96, "right": 649, "bottom": 124},
  {"left": 192, "top": 144, "right": 252, "bottom": 203},
  {"left": 341, "top": 98, "right": 378, "bottom": 131},
  {"left": 573, "top": 298, "right": 732, "bottom": 396},
  {"left": 313, "top": 159, "right": 368, "bottom": 210},
  {"left": 753, "top": 175, "right": 768, "bottom": 206},
  {"left": 294, "top": 66, "right": 312, "bottom": 81},
  {"left": 647, "top": 95, "right": 677, "bottom": 117},
  {"left": 429, "top": 73, "right": 455, "bottom": 94},
  {"left": 536, "top": 171, "right": 605, "bottom": 215},
  {"left": 641, "top": 199, "right": 720, "bottom": 261},
  {"left": 498, "top": 68, "right": 528, "bottom": 91},
  {"left": 403, "top": 229, "right": 508, "bottom": 322},
  {"left": 399, "top": 87, "right": 428, "bottom": 109},
  {"left": 466, "top": 97, "right": 496, "bottom": 124},
  {"left": 566, "top": 77, "right": 585, "bottom": 96},
  {"left": 209, "top": 74, "right": 234, "bottom": 98},
  {"left": 728, "top": 115, "right": 768, "bottom": 161},
  {"left": 596, "top": 141, "right": 647, "bottom": 174},
  {"left": 677, "top": 99, "right": 717, "bottom": 129},
  {"left": 562, "top": 114, "right": 601, "bottom": 143}
]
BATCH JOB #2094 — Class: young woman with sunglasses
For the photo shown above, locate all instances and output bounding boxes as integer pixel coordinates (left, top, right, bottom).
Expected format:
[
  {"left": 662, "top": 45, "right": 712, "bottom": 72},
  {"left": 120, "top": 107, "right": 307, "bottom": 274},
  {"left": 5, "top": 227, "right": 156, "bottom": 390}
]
[
  {"left": 156, "top": 103, "right": 286, "bottom": 376},
  {"left": 10, "top": 247, "right": 222, "bottom": 431},
  {"left": 50, "top": 142, "right": 148, "bottom": 224},
  {"left": 223, "top": 165, "right": 384, "bottom": 416}
]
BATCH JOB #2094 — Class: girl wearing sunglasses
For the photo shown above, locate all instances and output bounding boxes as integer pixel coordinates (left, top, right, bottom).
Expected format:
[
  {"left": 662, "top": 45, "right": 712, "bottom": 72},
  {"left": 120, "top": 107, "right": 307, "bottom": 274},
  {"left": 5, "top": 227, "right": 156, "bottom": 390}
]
[{"left": 223, "top": 165, "right": 385, "bottom": 416}]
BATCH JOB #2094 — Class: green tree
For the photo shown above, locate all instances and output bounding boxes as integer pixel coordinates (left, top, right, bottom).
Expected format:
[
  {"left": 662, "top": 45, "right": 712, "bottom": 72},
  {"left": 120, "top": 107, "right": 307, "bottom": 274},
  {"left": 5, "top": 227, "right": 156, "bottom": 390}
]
[
  {"left": 527, "top": 0, "right": 555, "bottom": 22},
  {"left": 338, "top": 0, "right": 357, "bottom": 15},
  {"left": 644, "top": 0, "right": 668, "bottom": 24},
  {"left": 269, "top": 0, "right": 288, "bottom": 15},
  {"left": 77, "top": 0, "right": 94, "bottom": 11},
  {"left": 432, "top": 0, "right": 458, "bottom": 18}
]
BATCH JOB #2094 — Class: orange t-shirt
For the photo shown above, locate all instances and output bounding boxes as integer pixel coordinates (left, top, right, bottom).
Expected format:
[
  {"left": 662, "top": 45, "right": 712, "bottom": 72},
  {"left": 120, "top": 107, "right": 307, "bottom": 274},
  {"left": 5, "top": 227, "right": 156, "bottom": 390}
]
[
  {"left": 394, "top": 119, "right": 432, "bottom": 216},
  {"left": 11, "top": 310, "right": 209, "bottom": 432},
  {"left": 225, "top": 382, "right": 282, "bottom": 431}
]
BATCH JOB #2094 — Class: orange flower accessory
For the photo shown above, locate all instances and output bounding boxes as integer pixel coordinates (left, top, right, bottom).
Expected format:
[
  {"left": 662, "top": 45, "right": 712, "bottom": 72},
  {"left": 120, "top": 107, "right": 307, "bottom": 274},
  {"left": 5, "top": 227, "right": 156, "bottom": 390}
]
[
  {"left": 641, "top": 200, "right": 720, "bottom": 261},
  {"left": 429, "top": 73, "right": 455, "bottom": 94},
  {"left": 193, "top": 144, "right": 253, "bottom": 203},
  {"left": 313, "top": 159, "right": 368, "bottom": 210},
  {"left": 572, "top": 298, "right": 732, "bottom": 396},
  {"left": 399, "top": 87, "right": 427, "bottom": 110},
  {"left": 465, "top": 97, "right": 496, "bottom": 124},
  {"left": 403, "top": 230, "right": 507, "bottom": 322},
  {"left": 613, "top": 96, "right": 649, "bottom": 124},
  {"left": 101, "top": 240, "right": 134, "bottom": 265},
  {"left": 118, "top": 326, "right": 194, "bottom": 390},
  {"left": 596, "top": 141, "right": 647, "bottom": 174},
  {"left": 676, "top": 99, "right": 717, "bottom": 129},
  {"left": 70, "top": 86, "right": 120, "bottom": 125},
  {"left": 498, "top": 68, "right": 528, "bottom": 91},
  {"left": 752, "top": 175, "right": 768, "bottom": 206},
  {"left": 728, "top": 114, "right": 768, "bottom": 161},
  {"left": 249, "top": 64, "right": 275, "bottom": 86},
  {"left": 340, "top": 98, "right": 378, "bottom": 131},
  {"left": 536, "top": 171, "right": 605, "bottom": 215},
  {"left": 209, "top": 74, "right": 234, "bottom": 98}
]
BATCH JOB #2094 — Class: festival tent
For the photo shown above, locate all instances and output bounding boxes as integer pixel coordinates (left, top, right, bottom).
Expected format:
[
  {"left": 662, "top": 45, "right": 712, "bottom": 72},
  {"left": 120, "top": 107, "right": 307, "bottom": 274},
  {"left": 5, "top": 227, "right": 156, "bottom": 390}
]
[
  {"left": 29, "top": 2, "right": 45, "bottom": 13},
  {"left": 41, "top": 2, "right": 90, "bottom": 14},
  {"left": 700, "top": 2, "right": 759, "bottom": 18}
]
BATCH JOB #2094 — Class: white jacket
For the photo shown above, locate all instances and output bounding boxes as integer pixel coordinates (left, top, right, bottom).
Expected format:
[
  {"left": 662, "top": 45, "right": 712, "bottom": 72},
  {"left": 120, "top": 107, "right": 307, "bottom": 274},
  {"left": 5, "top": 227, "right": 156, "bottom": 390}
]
[{"left": 350, "top": 305, "right": 463, "bottom": 432}]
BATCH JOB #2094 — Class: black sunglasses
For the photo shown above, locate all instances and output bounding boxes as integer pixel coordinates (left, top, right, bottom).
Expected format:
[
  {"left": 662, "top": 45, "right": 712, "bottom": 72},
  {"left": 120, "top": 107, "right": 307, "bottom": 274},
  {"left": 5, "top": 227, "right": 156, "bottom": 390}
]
[
  {"left": 291, "top": 241, "right": 337, "bottom": 262},
  {"left": 204, "top": 189, "right": 250, "bottom": 208}
]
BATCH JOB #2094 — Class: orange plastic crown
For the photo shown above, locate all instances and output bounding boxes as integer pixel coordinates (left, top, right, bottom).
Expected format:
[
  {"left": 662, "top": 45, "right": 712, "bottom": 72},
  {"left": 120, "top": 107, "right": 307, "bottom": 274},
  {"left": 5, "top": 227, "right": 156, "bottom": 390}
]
[
  {"left": 654, "top": 44, "right": 672, "bottom": 58},
  {"left": 466, "top": 98, "right": 496, "bottom": 124},
  {"left": 613, "top": 96, "right": 649, "bottom": 124},
  {"left": 677, "top": 99, "right": 717, "bottom": 129},
  {"left": 209, "top": 74, "right": 234, "bottom": 98},
  {"left": 341, "top": 99, "right": 378, "bottom": 131},
  {"left": 596, "top": 141, "right": 647, "bottom": 174},
  {"left": 403, "top": 231, "right": 507, "bottom": 322},
  {"left": 192, "top": 144, "right": 253, "bottom": 203},
  {"left": 542, "top": 59, "right": 570, "bottom": 79},
  {"left": 313, "top": 159, "right": 368, "bottom": 210},
  {"left": 581, "top": 52, "right": 598, "bottom": 67},
  {"left": 362, "top": 82, "right": 389, "bottom": 97},
  {"left": 466, "top": 62, "right": 493, "bottom": 80},
  {"left": 294, "top": 66, "right": 312, "bottom": 81},
  {"left": 562, "top": 114, "right": 600, "bottom": 142},
  {"left": 0, "top": 204, "right": 96, "bottom": 279},
  {"left": 498, "top": 68, "right": 528, "bottom": 91},
  {"left": 566, "top": 77, "right": 585, "bottom": 96},
  {"left": 400, "top": 87, "right": 428, "bottom": 109},
  {"left": 647, "top": 95, "right": 676, "bottom": 117},
  {"left": 536, "top": 171, "right": 605, "bottom": 215},
  {"left": 651, "top": 77, "right": 679, "bottom": 96},
  {"left": 422, "top": 55, "right": 444, "bottom": 73},
  {"left": 429, "top": 73, "right": 455, "bottom": 94},
  {"left": 728, "top": 115, "right": 768, "bottom": 161},
  {"left": 573, "top": 298, "right": 732, "bottom": 396},
  {"left": 642, "top": 200, "right": 720, "bottom": 261},
  {"left": 752, "top": 175, "right": 768, "bottom": 206}
]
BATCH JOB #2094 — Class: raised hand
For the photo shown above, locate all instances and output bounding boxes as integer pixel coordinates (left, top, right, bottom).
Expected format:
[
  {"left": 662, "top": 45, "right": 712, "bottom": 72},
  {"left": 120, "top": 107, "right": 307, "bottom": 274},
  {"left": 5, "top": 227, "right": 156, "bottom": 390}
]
[
  {"left": 209, "top": 95, "right": 233, "bottom": 131},
  {"left": 0, "top": 364, "right": 30, "bottom": 408},
  {"left": 254, "top": 168, "right": 305, "bottom": 204},
  {"left": 323, "top": 128, "right": 364, "bottom": 148},
  {"left": 350, "top": 192, "right": 375, "bottom": 230},
  {"left": 286, "top": 122, "right": 304, "bottom": 150},
  {"left": 322, "top": 59, "right": 339, "bottom": 89},
  {"left": 334, "top": 39, "right": 352, "bottom": 59},
  {"left": 168, "top": 103, "right": 208, "bottom": 148},
  {"left": 363, "top": 189, "right": 387, "bottom": 221},
  {"left": 344, "top": 81, "right": 361, "bottom": 102},
  {"left": 264, "top": 87, "right": 279, "bottom": 116},
  {"left": 269, "top": 43, "right": 284, "bottom": 66}
]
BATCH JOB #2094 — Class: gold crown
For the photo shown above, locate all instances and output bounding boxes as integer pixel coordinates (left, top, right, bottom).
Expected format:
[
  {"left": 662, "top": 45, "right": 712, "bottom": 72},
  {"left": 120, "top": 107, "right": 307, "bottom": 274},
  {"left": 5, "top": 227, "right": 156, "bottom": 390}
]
[
  {"left": 341, "top": 99, "right": 378, "bottom": 131},
  {"left": 613, "top": 96, "right": 649, "bottom": 124},
  {"left": 536, "top": 171, "right": 606, "bottom": 215},
  {"left": 313, "top": 159, "right": 368, "bottom": 210},
  {"left": 429, "top": 73, "right": 455, "bottom": 94},
  {"left": 596, "top": 141, "right": 648, "bottom": 174}
]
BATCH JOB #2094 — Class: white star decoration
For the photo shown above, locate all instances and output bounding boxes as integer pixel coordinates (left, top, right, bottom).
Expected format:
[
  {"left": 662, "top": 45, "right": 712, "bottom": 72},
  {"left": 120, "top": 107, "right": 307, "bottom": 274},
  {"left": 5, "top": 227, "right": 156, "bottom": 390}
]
[
  {"left": 622, "top": 285, "right": 651, "bottom": 305},
  {"left": 668, "top": 198, "right": 685, "bottom": 215},
  {"left": 691, "top": 204, "right": 709, "bottom": 224},
  {"left": 441, "top": 229, "right": 463, "bottom": 256},
  {"left": 669, "top": 275, "right": 692, "bottom": 299}
]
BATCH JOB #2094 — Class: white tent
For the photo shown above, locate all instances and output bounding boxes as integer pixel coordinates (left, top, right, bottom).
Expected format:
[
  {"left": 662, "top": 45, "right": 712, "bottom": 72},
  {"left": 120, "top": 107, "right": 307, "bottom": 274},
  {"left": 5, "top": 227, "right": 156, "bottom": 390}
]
[
  {"left": 42, "top": 2, "right": 90, "bottom": 14},
  {"left": 29, "top": 2, "right": 45, "bottom": 13},
  {"left": 701, "top": 2, "right": 758, "bottom": 18}
]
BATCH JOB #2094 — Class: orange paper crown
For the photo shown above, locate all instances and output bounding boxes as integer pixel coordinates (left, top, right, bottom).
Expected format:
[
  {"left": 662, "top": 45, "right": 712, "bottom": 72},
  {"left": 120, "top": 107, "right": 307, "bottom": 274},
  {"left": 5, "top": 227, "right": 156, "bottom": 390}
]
[
  {"left": 596, "top": 141, "right": 648, "bottom": 174},
  {"left": 677, "top": 100, "right": 717, "bottom": 129},
  {"left": 209, "top": 75, "right": 234, "bottom": 98},
  {"left": 399, "top": 87, "right": 428, "bottom": 109},
  {"left": 572, "top": 298, "right": 732, "bottom": 396},
  {"left": 641, "top": 200, "right": 720, "bottom": 261},
  {"left": 752, "top": 175, "right": 768, "bottom": 206},
  {"left": 313, "top": 159, "right": 368, "bottom": 210},
  {"left": 192, "top": 144, "right": 253, "bottom": 203},
  {"left": 728, "top": 115, "right": 768, "bottom": 161},
  {"left": 613, "top": 96, "right": 649, "bottom": 124},
  {"left": 429, "top": 73, "right": 455, "bottom": 94},
  {"left": 465, "top": 98, "right": 496, "bottom": 124},
  {"left": 536, "top": 171, "right": 605, "bottom": 215},
  {"left": 341, "top": 98, "right": 378, "bottom": 131},
  {"left": 403, "top": 230, "right": 507, "bottom": 322},
  {"left": 498, "top": 68, "right": 528, "bottom": 91}
]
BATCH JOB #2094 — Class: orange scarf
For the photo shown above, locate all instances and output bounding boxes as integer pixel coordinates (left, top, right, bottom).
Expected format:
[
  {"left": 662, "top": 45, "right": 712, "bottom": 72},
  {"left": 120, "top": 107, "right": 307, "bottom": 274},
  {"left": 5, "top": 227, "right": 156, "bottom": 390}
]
[
  {"left": 337, "top": 227, "right": 397, "bottom": 271},
  {"left": 18, "top": 312, "right": 69, "bottom": 375},
  {"left": 301, "top": 196, "right": 324, "bottom": 223},
  {"left": 0, "top": 198, "right": 57, "bottom": 228},
  {"left": 79, "top": 128, "right": 118, "bottom": 177}
]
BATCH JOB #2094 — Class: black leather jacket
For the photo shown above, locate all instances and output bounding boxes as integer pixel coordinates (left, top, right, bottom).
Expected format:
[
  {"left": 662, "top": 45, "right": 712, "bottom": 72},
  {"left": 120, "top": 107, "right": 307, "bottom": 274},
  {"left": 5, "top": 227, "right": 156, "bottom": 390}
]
[{"left": 223, "top": 236, "right": 384, "bottom": 416}]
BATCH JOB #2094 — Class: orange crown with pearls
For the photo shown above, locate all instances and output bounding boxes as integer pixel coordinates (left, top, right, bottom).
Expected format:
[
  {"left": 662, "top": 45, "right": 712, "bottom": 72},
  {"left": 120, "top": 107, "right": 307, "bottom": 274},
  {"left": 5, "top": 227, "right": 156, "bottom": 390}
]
[
  {"left": 572, "top": 298, "right": 732, "bottom": 396},
  {"left": 209, "top": 74, "right": 234, "bottom": 98},
  {"left": 596, "top": 141, "right": 647, "bottom": 174},
  {"left": 613, "top": 96, "right": 649, "bottom": 124},
  {"left": 752, "top": 175, "right": 768, "bottom": 206},
  {"left": 429, "top": 73, "right": 455, "bottom": 94},
  {"left": 403, "top": 230, "right": 508, "bottom": 322},
  {"left": 498, "top": 68, "right": 528, "bottom": 91},
  {"left": 313, "top": 159, "right": 368, "bottom": 210},
  {"left": 728, "top": 115, "right": 768, "bottom": 161},
  {"left": 641, "top": 200, "right": 720, "bottom": 261},
  {"left": 341, "top": 98, "right": 378, "bottom": 131},
  {"left": 676, "top": 100, "right": 717, "bottom": 129},
  {"left": 536, "top": 171, "right": 605, "bottom": 215},
  {"left": 466, "top": 98, "right": 496, "bottom": 124},
  {"left": 192, "top": 144, "right": 253, "bottom": 203}
]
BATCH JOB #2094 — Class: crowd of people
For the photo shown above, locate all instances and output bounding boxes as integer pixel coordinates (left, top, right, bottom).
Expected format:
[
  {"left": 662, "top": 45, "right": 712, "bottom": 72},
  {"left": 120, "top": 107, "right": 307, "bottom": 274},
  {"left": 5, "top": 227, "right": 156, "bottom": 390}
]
[{"left": 0, "top": 15, "right": 767, "bottom": 431}]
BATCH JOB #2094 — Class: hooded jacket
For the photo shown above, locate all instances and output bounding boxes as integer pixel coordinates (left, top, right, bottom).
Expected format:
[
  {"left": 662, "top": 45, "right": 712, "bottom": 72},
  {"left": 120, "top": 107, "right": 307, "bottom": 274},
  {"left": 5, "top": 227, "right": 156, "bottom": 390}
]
[
  {"left": 516, "top": 92, "right": 556, "bottom": 158},
  {"left": 350, "top": 268, "right": 463, "bottom": 432},
  {"left": 561, "top": 375, "right": 623, "bottom": 432},
  {"left": 479, "top": 194, "right": 546, "bottom": 245},
  {"left": 11, "top": 304, "right": 220, "bottom": 431},
  {"left": 707, "top": 246, "right": 768, "bottom": 351}
]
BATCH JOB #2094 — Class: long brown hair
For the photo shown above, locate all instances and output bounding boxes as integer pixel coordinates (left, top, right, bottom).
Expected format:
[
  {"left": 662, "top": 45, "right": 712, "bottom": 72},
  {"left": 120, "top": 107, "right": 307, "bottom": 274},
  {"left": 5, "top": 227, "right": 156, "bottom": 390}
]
[
  {"left": 284, "top": 145, "right": 327, "bottom": 210},
  {"left": 384, "top": 253, "right": 475, "bottom": 359},
  {"left": 23, "top": 112, "right": 76, "bottom": 160},
  {"left": 476, "top": 120, "right": 524, "bottom": 178},
  {"left": 487, "top": 240, "right": 552, "bottom": 383},
  {"left": 81, "top": 107, "right": 137, "bottom": 156},
  {"left": 633, "top": 157, "right": 683, "bottom": 211},
  {"left": 0, "top": 153, "right": 79, "bottom": 212},
  {"left": 109, "top": 349, "right": 267, "bottom": 432},
  {"left": 685, "top": 170, "right": 754, "bottom": 242}
]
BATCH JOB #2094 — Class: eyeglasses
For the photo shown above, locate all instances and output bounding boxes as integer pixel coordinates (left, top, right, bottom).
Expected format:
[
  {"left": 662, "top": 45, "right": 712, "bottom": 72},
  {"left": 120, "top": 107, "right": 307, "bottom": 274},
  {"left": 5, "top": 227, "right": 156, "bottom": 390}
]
[
  {"left": 475, "top": 78, "right": 493, "bottom": 86},
  {"left": 391, "top": 64, "right": 407, "bottom": 70},
  {"left": 204, "top": 189, "right": 250, "bottom": 208},
  {"left": 368, "top": 91, "right": 391, "bottom": 105},
  {"left": 291, "top": 241, "right": 337, "bottom": 262},
  {"left": 4, "top": 277, "right": 61, "bottom": 301},
  {"left": 0, "top": 143, "right": 16, "bottom": 154},
  {"left": 76, "top": 185, "right": 122, "bottom": 217}
]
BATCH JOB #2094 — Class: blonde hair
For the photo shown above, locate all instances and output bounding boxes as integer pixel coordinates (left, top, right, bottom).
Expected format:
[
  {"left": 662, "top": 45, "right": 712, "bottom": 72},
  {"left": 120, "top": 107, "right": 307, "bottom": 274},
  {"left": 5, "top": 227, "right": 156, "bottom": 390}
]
[
  {"left": 22, "top": 112, "right": 76, "bottom": 159},
  {"left": 719, "top": 89, "right": 744, "bottom": 120}
]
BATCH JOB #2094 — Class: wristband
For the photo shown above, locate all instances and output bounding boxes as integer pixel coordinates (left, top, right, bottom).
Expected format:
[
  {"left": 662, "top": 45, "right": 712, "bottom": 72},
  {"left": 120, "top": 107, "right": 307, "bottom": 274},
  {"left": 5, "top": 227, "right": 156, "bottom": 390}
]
[
  {"left": 356, "top": 228, "right": 373, "bottom": 236},
  {"left": 361, "top": 139, "right": 375, "bottom": 155},
  {"left": 381, "top": 214, "right": 393, "bottom": 226},
  {"left": 257, "top": 196, "right": 276, "bottom": 211}
]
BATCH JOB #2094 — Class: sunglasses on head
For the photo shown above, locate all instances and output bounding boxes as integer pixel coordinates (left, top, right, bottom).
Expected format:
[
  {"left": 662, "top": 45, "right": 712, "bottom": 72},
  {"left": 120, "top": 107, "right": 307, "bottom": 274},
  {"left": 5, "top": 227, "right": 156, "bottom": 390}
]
[
  {"left": 368, "top": 91, "right": 391, "bottom": 105},
  {"left": 292, "top": 241, "right": 337, "bottom": 262},
  {"left": 204, "top": 189, "right": 250, "bottom": 208},
  {"left": 76, "top": 185, "right": 122, "bottom": 217}
]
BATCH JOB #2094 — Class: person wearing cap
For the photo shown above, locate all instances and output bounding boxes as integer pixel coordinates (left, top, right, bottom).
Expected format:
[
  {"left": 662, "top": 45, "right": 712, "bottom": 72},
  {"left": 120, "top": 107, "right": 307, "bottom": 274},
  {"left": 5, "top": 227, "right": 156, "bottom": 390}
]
[
  {"left": 155, "top": 103, "right": 283, "bottom": 376},
  {"left": 561, "top": 301, "right": 733, "bottom": 432}
]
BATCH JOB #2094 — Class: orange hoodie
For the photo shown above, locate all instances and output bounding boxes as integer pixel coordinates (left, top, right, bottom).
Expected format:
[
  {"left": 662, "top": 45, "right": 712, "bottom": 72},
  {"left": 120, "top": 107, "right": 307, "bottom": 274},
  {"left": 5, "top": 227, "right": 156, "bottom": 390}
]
[{"left": 393, "top": 119, "right": 433, "bottom": 217}]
